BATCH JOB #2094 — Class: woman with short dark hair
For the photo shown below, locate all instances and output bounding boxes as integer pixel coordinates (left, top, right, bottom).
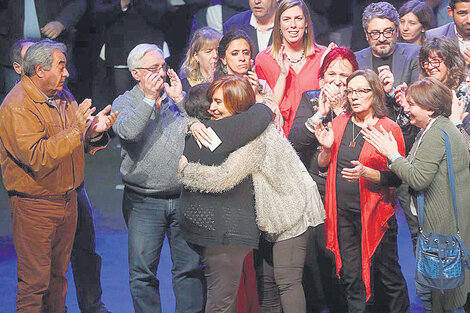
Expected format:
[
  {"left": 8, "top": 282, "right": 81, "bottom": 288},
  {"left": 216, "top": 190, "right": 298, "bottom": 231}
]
[{"left": 363, "top": 77, "right": 470, "bottom": 313}]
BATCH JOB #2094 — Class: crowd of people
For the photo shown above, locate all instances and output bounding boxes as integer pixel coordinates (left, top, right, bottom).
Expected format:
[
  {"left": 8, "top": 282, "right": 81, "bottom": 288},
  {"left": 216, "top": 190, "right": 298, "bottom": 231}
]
[{"left": 1, "top": 0, "right": 470, "bottom": 313}]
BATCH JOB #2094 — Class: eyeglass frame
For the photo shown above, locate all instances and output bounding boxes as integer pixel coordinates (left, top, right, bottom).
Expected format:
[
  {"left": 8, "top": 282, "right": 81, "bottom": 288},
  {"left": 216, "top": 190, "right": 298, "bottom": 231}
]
[
  {"left": 366, "top": 28, "right": 397, "bottom": 40},
  {"left": 421, "top": 58, "right": 443, "bottom": 69},
  {"left": 344, "top": 88, "right": 373, "bottom": 97},
  {"left": 134, "top": 64, "right": 168, "bottom": 73}
]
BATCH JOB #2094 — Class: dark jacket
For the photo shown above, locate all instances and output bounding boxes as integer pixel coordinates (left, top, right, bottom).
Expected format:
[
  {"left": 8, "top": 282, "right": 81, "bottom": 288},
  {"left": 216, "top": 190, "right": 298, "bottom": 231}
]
[
  {"left": 223, "top": 10, "right": 273, "bottom": 57},
  {"left": 0, "top": 0, "right": 85, "bottom": 66},
  {"left": 95, "top": 0, "right": 167, "bottom": 66},
  {"left": 180, "top": 103, "right": 272, "bottom": 248},
  {"left": 355, "top": 42, "right": 421, "bottom": 86},
  {"left": 425, "top": 22, "right": 456, "bottom": 40}
]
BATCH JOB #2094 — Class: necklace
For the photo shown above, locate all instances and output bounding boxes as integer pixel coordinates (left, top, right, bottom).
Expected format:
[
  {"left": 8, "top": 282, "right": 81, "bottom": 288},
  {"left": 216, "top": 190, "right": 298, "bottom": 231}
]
[
  {"left": 349, "top": 121, "right": 362, "bottom": 148},
  {"left": 286, "top": 50, "right": 305, "bottom": 64}
]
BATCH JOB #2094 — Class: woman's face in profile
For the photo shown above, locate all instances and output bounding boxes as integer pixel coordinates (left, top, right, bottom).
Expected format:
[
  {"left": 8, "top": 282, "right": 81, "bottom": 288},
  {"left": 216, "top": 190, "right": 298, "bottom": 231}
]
[
  {"left": 222, "top": 39, "right": 251, "bottom": 75},
  {"left": 208, "top": 87, "right": 233, "bottom": 120},
  {"left": 346, "top": 75, "right": 374, "bottom": 115}
]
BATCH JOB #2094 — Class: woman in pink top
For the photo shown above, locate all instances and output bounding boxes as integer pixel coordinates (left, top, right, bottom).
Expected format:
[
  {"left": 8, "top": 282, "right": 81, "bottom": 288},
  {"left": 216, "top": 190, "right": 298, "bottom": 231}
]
[{"left": 255, "top": 0, "right": 326, "bottom": 135}]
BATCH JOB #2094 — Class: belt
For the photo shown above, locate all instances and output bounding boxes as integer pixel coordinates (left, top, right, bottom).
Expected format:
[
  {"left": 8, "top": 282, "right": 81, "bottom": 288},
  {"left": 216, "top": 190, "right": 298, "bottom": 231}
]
[
  {"left": 124, "top": 186, "right": 180, "bottom": 200},
  {"left": 8, "top": 189, "right": 76, "bottom": 201}
]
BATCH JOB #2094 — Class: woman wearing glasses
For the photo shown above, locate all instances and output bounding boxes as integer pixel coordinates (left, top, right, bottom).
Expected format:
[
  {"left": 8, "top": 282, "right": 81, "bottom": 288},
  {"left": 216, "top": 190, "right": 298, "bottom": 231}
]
[
  {"left": 314, "top": 69, "right": 410, "bottom": 312},
  {"left": 397, "top": 37, "right": 470, "bottom": 151}
]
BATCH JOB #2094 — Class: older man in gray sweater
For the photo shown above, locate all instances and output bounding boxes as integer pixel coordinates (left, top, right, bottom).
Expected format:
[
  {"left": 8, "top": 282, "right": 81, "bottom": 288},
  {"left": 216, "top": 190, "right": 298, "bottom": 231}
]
[{"left": 112, "top": 44, "right": 203, "bottom": 313}]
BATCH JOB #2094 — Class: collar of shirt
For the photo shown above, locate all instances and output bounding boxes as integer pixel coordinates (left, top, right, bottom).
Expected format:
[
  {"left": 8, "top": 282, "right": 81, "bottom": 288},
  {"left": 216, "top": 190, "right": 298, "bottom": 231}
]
[
  {"left": 249, "top": 13, "right": 274, "bottom": 32},
  {"left": 454, "top": 24, "right": 470, "bottom": 53}
]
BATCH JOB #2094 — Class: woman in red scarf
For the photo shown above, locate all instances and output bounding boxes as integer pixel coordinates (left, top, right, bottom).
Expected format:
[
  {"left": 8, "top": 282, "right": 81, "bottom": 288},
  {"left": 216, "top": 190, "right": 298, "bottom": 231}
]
[{"left": 314, "top": 69, "right": 410, "bottom": 312}]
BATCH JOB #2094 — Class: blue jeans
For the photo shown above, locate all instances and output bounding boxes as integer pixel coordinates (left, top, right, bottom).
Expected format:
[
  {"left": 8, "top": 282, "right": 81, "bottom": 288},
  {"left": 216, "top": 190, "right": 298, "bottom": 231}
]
[
  {"left": 122, "top": 188, "right": 204, "bottom": 313},
  {"left": 415, "top": 282, "right": 466, "bottom": 313}
]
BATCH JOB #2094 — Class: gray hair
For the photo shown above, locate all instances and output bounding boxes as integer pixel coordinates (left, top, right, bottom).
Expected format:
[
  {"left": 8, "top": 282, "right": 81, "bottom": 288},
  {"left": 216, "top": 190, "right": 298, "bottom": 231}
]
[
  {"left": 23, "top": 39, "right": 67, "bottom": 77},
  {"left": 127, "top": 44, "right": 164, "bottom": 71},
  {"left": 362, "top": 2, "right": 400, "bottom": 31}
]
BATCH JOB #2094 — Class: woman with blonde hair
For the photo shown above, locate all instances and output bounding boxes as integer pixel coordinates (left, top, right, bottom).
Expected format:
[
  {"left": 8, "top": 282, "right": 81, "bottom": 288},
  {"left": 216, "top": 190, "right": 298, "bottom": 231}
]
[{"left": 179, "top": 27, "right": 222, "bottom": 92}]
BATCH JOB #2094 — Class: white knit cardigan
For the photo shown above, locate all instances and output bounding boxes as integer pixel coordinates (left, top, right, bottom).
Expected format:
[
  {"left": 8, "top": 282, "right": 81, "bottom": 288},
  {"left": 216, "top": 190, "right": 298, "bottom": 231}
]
[{"left": 180, "top": 124, "right": 325, "bottom": 241}]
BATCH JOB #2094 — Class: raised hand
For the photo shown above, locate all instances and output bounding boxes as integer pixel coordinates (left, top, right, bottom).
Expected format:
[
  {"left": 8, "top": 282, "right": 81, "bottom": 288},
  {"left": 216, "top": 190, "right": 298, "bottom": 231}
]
[
  {"left": 278, "top": 45, "right": 290, "bottom": 78},
  {"left": 164, "top": 68, "right": 184, "bottom": 103},
  {"left": 74, "top": 99, "right": 95, "bottom": 135},
  {"left": 314, "top": 121, "right": 334, "bottom": 149},
  {"left": 361, "top": 125, "right": 398, "bottom": 159},
  {"left": 394, "top": 82, "right": 408, "bottom": 109},
  {"left": 142, "top": 72, "right": 164, "bottom": 102},
  {"left": 88, "top": 105, "right": 119, "bottom": 138},
  {"left": 322, "top": 83, "right": 342, "bottom": 111},
  {"left": 378, "top": 65, "right": 395, "bottom": 94},
  {"left": 449, "top": 90, "right": 465, "bottom": 123},
  {"left": 41, "top": 21, "right": 65, "bottom": 39}
]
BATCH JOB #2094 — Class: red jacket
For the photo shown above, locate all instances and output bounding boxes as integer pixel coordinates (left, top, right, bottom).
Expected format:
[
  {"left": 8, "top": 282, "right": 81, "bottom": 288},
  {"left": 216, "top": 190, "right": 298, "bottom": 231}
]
[{"left": 324, "top": 113, "right": 405, "bottom": 300}]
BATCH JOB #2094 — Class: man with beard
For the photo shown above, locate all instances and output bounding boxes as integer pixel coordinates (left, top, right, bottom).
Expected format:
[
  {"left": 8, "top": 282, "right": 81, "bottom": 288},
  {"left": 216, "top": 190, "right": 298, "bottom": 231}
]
[
  {"left": 355, "top": 1, "right": 420, "bottom": 86},
  {"left": 426, "top": 0, "right": 470, "bottom": 64}
]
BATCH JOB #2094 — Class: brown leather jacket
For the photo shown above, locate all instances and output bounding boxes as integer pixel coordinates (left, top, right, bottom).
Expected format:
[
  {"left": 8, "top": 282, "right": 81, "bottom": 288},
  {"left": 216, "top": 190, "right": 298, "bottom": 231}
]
[{"left": 0, "top": 76, "right": 107, "bottom": 196}]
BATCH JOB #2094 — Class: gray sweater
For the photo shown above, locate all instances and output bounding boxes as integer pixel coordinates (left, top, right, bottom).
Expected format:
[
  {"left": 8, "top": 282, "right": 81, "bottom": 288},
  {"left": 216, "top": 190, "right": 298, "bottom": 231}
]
[{"left": 112, "top": 85, "right": 187, "bottom": 195}]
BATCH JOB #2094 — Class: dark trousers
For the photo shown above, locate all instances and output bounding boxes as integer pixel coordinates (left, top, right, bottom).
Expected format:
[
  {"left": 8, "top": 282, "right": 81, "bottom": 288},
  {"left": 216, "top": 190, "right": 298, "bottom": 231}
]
[
  {"left": 71, "top": 185, "right": 105, "bottom": 313},
  {"left": 198, "top": 245, "right": 251, "bottom": 313},
  {"left": 397, "top": 183, "right": 418, "bottom": 250},
  {"left": 255, "top": 228, "right": 310, "bottom": 313},
  {"left": 337, "top": 210, "right": 410, "bottom": 313},
  {"left": 10, "top": 191, "right": 78, "bottom": 313},
  {"left": 303, "top": 224, "right": 347, "bottom": 313}
]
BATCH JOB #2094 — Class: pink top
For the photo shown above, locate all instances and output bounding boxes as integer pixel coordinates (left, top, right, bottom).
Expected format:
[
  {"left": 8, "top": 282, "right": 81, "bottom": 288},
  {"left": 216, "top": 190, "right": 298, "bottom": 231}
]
[{"left": 255, "top": 45, "right": 326, "bottom": 135}]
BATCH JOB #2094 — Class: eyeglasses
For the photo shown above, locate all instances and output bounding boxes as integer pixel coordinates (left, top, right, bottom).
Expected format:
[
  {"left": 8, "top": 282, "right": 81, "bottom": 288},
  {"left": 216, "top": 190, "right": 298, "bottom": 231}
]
[
  {"left": 367, "top": 28, "right": 396, "bottom": 40},
  {"left": 344, "top": 88, "right": 373, "bottom": 97},
  {"left": 422, "top": 58, "right": 443, "bottom": 69},
  {"left": 135, "top": 64, "right": 167, "bottom": 73}
]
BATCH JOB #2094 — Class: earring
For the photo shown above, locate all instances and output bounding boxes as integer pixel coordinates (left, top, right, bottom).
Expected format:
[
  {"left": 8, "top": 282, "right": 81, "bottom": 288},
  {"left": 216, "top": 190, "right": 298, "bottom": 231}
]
[
  {"left": 279, "top": 29, "right": 283, "bottom": 37},
  {"left": 222, "top": 64, "right": 228, "bottom": 74},
  {"left": 305, "top": 27, "right": 308, "bottom": 34}
]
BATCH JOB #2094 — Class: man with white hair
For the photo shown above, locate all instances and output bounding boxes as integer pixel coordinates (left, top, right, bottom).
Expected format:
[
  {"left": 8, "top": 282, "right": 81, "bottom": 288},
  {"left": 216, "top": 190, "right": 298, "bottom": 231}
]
[
  {"left": 0, "top": 39, "right": 116, "bottom": 313},
  {"left": 111, "top": 44, "right": 204, "bottom": 313}
]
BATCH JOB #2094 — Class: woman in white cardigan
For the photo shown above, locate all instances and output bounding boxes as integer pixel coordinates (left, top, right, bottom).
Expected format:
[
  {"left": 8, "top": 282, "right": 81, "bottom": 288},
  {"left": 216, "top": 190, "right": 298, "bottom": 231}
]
[{"left": 179, "top": 80, "right": 324, "bottom": 313}]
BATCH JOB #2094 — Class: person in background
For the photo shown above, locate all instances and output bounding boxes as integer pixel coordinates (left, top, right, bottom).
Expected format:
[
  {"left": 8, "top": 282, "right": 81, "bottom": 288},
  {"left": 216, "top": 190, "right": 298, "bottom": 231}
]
[
  {"left": 363, "top": 77, "right": 470, "bottom": 313},
  {"left": 223, "top": 0, "right": 278, "bottom": 57},
  {"left": 0, "top": 39, "right": 116, "bottom": 313},
  {"left": 179, "top": 27, "right": 222, "bottom": 92},
  {"left": 255, "top": 0, "right": 326, "bottom": 136},
  {"left": 355, "top": 1, "right": 421, "bottom": 86},
  {"left": 315, "top": 69, "right": 410, "bottom": 313},
  {"left": 111, "top": 44, "right": 204, "bottom": 313},
  {"left": 0, "top": 0, "right": 86, "bottom": 101},
  {"left": 425, "top": 0, "right": 470, "bottom": 63},
  {"left": 398, "top": 0, "right": 436, "bottom": 45},
  {"left": 289, "top": 46, "right": 359, "bottom": 313}
]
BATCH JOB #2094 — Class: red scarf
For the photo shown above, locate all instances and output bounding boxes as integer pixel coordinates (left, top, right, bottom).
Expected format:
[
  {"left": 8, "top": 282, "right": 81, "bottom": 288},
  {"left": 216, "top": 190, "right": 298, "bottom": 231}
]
[{"left": 324, "top": 113, "right": 405, "bottom": 300}]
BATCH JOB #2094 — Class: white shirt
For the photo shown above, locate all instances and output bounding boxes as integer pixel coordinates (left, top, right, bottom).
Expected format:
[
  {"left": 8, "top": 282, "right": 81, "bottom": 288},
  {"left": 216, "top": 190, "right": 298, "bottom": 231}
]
[
  {"left": 249, "top": 13, "right": 274, "bottom": 53},
  {"left": 454, "top": 24, "right": 470, "bottom": 55}
]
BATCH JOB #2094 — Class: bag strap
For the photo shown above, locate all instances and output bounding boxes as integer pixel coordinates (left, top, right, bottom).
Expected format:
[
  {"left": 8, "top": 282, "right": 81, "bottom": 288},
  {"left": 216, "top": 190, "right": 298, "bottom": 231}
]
[{"left": 417, "top": 129, "right": 459, "bottom": 232}]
